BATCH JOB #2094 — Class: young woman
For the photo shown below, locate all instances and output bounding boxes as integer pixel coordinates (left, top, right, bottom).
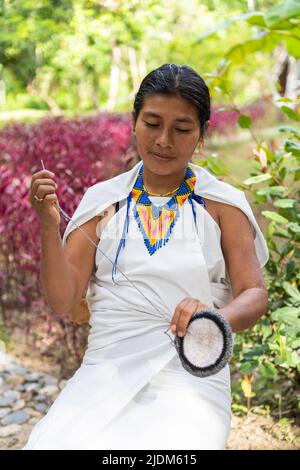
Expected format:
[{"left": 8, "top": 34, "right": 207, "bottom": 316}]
[{"left": 24, "top": 64, "right": 269, "bottom": 450}]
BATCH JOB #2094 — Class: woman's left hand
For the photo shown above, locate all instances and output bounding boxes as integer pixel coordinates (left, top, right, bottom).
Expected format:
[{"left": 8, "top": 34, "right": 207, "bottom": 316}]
[{"left": 170, "top": 297, "right": 209, "bottom": 337}]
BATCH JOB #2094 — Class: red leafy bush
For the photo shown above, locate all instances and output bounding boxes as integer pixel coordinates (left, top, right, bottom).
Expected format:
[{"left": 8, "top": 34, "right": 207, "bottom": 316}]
[
  {"left": 0, "top": 112, "right": 137, "bottom": 376},
  {"left": 209, "top": 99, "right": 281, "bottom": 136}
]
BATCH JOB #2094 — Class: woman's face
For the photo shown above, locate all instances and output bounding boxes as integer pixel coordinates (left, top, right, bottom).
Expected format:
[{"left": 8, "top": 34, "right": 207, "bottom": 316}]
[{"left": 134, "top": 94, "right": 202, "bottom": 176}]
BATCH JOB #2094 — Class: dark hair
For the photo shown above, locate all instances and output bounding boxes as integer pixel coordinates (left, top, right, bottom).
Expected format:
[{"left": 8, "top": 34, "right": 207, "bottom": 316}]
[{"left": 132, "top": 63, "right": 211, "bottom": 140}]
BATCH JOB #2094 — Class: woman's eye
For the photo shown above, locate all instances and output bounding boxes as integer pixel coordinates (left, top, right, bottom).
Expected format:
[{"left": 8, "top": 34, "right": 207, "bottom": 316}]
[
  {"left": 143, "top": 122, "right": 190, "bottom": 132},
  {"left": 144, "top": 122, "right": 159, "bottom": 127}
]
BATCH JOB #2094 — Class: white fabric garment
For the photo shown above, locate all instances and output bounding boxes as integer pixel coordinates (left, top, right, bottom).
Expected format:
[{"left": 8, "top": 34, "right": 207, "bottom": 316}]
[{"left": 23, "top": 161, "right": 269, "bottom": 450}]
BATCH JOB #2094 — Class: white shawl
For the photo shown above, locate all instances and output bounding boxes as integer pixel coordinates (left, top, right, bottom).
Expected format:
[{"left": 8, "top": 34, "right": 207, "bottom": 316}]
[{"left": 62, "top": 160, "right": 269, "bottom": 269}]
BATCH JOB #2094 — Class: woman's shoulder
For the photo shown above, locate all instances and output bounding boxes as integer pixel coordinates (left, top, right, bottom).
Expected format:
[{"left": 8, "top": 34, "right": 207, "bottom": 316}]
[
  {"left": 201, "top": 198, "right": 221, "bottom": 229},
  {"left": 203, "top": 198, "right": 256, "bottom": 238}
]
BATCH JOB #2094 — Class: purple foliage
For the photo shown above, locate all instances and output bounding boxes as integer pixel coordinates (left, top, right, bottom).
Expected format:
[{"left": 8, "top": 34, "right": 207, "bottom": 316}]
[
  {"left": 209, "top": 100, "right": 273, "bottom": 135},
  {"left": 0, "top": 112, "right": 137, "bottom": 374}
]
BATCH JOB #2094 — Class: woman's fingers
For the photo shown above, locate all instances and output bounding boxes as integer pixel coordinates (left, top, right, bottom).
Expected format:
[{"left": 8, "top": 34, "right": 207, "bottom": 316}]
[
  {"left": 32, "top": 169, "right": 55, "bottom": 179},
  {"left": 29, "top": 170, "right": 60, "bottom": 228},
  {"left": 31, "top": 178, "right": 57, "bottom": 192},
  {"left": 171, "top": 298, "right": 208, "bottom": 337},
  {"left": 30, "top": 170, "right": 55, "bottom": 187},
  {"left": 34, "top": 185, "right": 57, "bottom": 200},
  {"left": 32, "top": 181, "right": 57, "bottom": 199},
  {"left": 170, "top": 297, "right": 191, "bottom": 334}
]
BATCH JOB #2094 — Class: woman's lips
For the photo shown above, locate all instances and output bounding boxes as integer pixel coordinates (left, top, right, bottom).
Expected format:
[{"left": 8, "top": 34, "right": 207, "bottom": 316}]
[{"left": 151, "top": 152, "right": 174, "bottom": 161}]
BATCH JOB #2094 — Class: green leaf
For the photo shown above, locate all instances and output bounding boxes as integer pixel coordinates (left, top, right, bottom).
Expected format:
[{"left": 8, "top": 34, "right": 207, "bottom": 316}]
[
  {"left": 272, "top": 306, "right": 300, "bottom": 324},
  {"left": 280, "top": 105, "right": 300, "bottom": 121},
  {"left": 285, "top": 36, "right": 300, "bottom": 59},
  {"left": 274, "top": 226, "right": 290, "bottom": 238},
  {"left": 243, "top": 174, "right": 272, "bottom": 185},
  {"left": 283, "top": 281, "right": 300, "bottom": 302},
  {"left": 265, "top": 0, "right": 300, "bottom": 28},
  {"left": 285, "top": 140, "right": 300, "bottom": 157},
  {"left": 287, "top": 222, "right": 300, "bottom": 233},
  {"left": 238, "top": 114, "right": 252, "bottom": 129},
  {"left": 256, "top": 186, "right": 285, "bottom": 196},
  {"left": 226, "top": 32, "right": 281, "bottom": 65},
  {"left": 206, "top": 155, "right": 228, "bottom": 176},
  {"left": 246, "top": 12, "right": 267, "bottom": 27},
  {"left": 286, "top": 350, "right": 300, "bottom": 367},
  {"left": 261, "top": 211, "right": 289, "bottom": 224},
  {"left": 276, "top": 98, "right": 294, "bottom": 103},
  {"left": 278, "top": 125, "right": 300, "bottom": 136},
  {"left": 259, "top": 362, "right": 276, "bottom": 378},
  {"left": 243, "top": 345, "right": 269, "bottom": 360},
  {"left": 194, "top": 12, "right": 266, "bottom": 43},
  {"left": 231, "top": 403, "right": 248, "bottom": 415},
  {"left": 291, "top": 338, "right": 300, "bottom": 348},
  {"left": 274, "top": 199, "right": 296, "bottom": 208},
  {"left": 240, "top": 360, "right": 258, "bottom": 375},
  {"left": 283, "top": 323, "right": 300, "bottom": 336}
]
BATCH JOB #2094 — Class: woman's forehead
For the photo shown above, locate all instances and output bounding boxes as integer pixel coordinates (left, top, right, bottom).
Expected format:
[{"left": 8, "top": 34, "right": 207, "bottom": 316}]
[{"left": 141, "top": 95, "right": 198, "bottom": 122}]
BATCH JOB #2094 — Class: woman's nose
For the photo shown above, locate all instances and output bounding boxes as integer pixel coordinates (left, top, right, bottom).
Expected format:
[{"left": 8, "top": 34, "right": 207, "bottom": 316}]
[{"left": 155, "top": 129, "right": 173, "bottom": 147}]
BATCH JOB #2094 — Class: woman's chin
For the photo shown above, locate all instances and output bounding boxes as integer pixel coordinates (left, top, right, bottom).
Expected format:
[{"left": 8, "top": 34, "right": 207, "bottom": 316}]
[{"left": 142, "top": 153, "right": 177, "bottom": 174}]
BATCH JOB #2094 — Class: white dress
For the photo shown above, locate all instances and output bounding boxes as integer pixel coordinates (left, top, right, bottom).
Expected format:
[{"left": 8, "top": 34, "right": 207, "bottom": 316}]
[{"left": 23, "top": 161, "right": 269, "bottom": 450}]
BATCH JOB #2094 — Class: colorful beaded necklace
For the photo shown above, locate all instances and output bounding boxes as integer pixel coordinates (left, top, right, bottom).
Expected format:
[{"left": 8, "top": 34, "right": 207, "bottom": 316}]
[
  {"left": 132, "top": 164, "right": 197, "bottom": 255},
  {"left": 111, "top": 163, "right": 205, "bottom": 282}
]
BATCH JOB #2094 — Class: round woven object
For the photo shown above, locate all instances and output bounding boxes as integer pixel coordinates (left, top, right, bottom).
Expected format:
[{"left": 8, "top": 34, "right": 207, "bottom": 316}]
[{"left": 174, "top": 308, "right": 233, "bottom": 377}]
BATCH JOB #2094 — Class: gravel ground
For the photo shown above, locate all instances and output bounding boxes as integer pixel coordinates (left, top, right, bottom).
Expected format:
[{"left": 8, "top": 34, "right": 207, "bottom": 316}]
[{"left": 1, "top": 347, "right": 299, "bottom": 451}]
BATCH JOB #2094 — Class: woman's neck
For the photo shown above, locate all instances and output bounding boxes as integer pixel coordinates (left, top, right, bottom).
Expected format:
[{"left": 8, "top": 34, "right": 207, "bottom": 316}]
[{"left": 142, "top": 166, "right": 187, "bottom": 195}]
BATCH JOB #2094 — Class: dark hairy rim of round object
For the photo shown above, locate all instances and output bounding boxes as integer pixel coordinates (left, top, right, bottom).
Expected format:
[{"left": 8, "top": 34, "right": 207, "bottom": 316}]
[{"left": 173, "top": 308, "right": 233, "bottom": 378}]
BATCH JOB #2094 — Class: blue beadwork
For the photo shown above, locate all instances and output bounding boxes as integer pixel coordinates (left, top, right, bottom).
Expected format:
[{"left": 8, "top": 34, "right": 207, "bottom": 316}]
[{"left": 111, "top": 169, "right": 206, "bottom": 284}]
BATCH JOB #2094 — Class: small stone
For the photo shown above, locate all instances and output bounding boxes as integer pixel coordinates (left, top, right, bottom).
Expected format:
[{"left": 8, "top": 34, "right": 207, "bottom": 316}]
[
  {"left": 12, "top": 399, "right": 26, "bottom": 411},
  {"left": 0, "top": 396, "right": 16, "bottom": 407},
  {"left": 5, "top": 374, "right": 25, "bottom": 386},
  {"left": 26, "top": 407, "right": 43, "bottom": 418},
  {"left": 6, "top": 364, "right": 27, "bottom": 375},
  {"left": 0, "top": 424, "right": 21, "bottom": 438},
  {"left": 35, "top": 394, "right": 47, "bottom": 402},
  {"left": 0, "top": 407, "right": 11, "bottom": 418},
  {"left": 4, "top": 390, "right": 21, "bottom": 400},
  {"left": 42, "top": 375, "right": 58, "bottom": 386},
  {"left": 58, "top": 379, "right": 68, "bottom": 390},
  {"left": 25, "top": 372, "right": 42, "bottom": 382},
  {"left": 29, "top": 417, "right": 40, "bottom": 425},
  {"left": 24, "top": 382, "right": 41, "bottom": 393},
  {"left": 26, "top": 401, "right": 35, "bottom": 407},
  {"left": 21, "top": 391, "right": 33, "bottom": 401},
  {"left": 0, "top": 352, "right": 14, "bottom": 371},
  {"left": 39, "top": 385, "right": 59, "bottom": 397},
  {"left": 1, "top": 409, "right": 29, "bottom": 426},
  {"left": 34, "top": 403, "right": 48, "bottom": 413}
]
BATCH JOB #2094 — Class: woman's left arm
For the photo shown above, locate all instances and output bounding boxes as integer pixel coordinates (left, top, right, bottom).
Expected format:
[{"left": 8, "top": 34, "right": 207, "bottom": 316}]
[{"left": 218, "top": 202, "right": 269, "bottom": 333}]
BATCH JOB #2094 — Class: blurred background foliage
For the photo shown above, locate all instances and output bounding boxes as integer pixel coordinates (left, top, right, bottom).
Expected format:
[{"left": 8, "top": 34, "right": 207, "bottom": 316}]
[
  {"left": 0, "top": 0, "right": 295, "bottom": 115},
  {"left": 0, "top": 0, "right": 299, "bottom": 428}
]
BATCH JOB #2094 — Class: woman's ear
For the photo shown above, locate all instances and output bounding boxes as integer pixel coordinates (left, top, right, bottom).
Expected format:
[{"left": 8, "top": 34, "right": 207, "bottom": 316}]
[{"left": 205, "top": 120, "right": 210, "bottom": 131}]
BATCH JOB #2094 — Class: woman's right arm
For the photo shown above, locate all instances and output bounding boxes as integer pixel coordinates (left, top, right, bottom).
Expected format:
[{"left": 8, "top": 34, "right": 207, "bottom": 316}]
[
  {"left": 29, "top": 169, "right": 97, "bottom": 318},
  {"left": 29, "top": 169, "right": 77, "bottom": 315},
  {"left": 40, "top": 224, "right": 78, "bottom": 316},
  {"left": 29, "top": 169, "right": 117, "bottom": 320}
]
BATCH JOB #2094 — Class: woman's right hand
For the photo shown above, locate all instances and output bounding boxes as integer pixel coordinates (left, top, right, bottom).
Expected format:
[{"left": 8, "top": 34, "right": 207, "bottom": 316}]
[{"left": 29, "top": 170, "right": 61, "bottom": 228}]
